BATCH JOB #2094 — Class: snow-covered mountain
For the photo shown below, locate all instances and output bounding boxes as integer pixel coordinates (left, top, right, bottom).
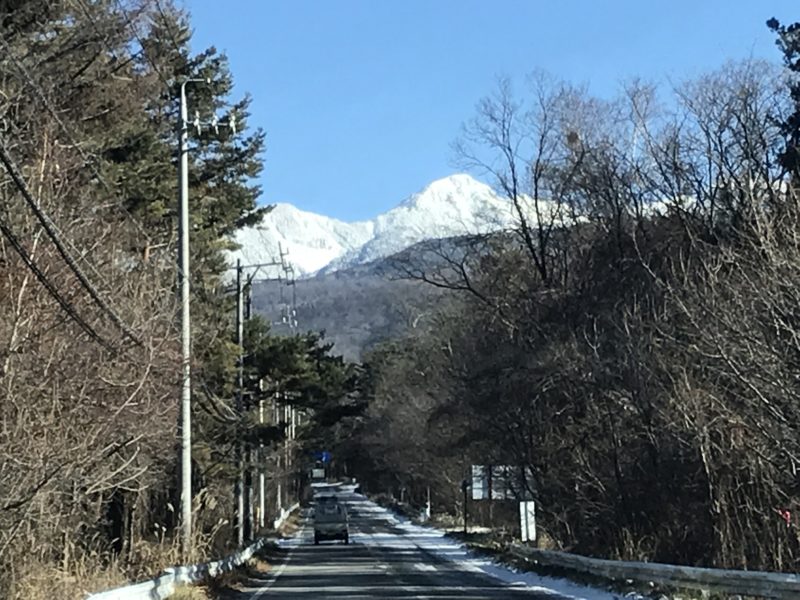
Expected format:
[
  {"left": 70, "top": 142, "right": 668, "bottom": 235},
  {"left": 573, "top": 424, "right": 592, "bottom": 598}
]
[
  {"left": 230, "top": 204, "right": 373, "bottom": 275},
  {"left": 229, "top": 174, "right": 515, "bottom": 277}
]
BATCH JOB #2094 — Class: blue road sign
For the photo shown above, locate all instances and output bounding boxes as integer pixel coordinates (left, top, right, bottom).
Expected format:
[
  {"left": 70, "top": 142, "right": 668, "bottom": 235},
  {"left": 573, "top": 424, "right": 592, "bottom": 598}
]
[{"left": 313, "top": 450, "right": 332, "bottom": 463}]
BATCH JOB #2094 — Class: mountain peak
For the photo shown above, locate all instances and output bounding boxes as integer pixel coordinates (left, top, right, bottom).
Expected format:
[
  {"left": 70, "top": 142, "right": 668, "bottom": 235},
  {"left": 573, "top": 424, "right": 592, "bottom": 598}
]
[
  {"left": 229, "top": 173, "right": 512, "bottom": 277},
  {"left": 401, "top": 173, "right": 493, "bottom": 207}
]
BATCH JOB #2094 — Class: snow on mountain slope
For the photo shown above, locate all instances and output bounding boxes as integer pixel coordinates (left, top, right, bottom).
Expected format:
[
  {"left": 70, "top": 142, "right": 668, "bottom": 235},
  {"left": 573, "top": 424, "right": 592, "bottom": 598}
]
[
  {"left": 322, "top": 174, "right": 514, "bottom": 272},
  {"left": 229, "top": 174, "right": 515, "bottom": 277},
  {"left": 230, "top": 203, "right": 373, "bottom": 276}
]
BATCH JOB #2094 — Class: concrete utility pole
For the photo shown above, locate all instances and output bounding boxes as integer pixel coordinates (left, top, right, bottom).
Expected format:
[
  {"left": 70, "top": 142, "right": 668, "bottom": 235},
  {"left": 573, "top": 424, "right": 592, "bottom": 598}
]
[
  {"left": 244, "top": 285, "right": 255, "bottom": 540},
  {"left": 258, "top": 397, "right": 266, "bottom": 529},
  {"left": 235, "top": 259, "right": 245, "bottom": 546},
  {"left": 461, "top": 478, "right": 469, "bottom": 536},
  {"left": 230, "top": 258, "right": 296, "bottom": 542},
  {"left": 228, "top": 255, "right": 297, "bottom": 540},
  {"left": 178, "top": 77, "right": 204, "bottom": 557},
  {"left": 275, "top": 397, "right": 282, "bottom": 514}
]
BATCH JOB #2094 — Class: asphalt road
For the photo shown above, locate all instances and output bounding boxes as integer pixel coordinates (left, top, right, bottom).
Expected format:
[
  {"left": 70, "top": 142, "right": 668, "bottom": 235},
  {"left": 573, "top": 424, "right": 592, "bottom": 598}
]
[{"left": 224, "top": 484, "right": 565, "bottom": 600}]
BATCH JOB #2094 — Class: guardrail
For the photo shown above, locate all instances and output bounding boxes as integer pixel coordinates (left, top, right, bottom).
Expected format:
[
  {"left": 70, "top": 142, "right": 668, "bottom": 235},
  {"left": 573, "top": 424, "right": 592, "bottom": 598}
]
[
  {"left": 273, "top": 502, "right": 300, "bottom": 531},
  {"left": 85, "top": 537, "right": 273, "bottom": 600},
  {"left": 510, "top": 543, "right": 800, "bottom": 599},
  {"left": 86, "top": 499, "right": 302, "bottom": 600}
]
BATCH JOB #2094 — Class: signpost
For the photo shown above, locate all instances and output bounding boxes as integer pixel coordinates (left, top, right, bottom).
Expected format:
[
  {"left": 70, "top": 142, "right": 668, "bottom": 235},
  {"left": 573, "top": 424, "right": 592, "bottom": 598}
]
[
  {"left": 311, "top": 450, "right": 331, "bottom": 481},
  {"left": 313, "top": 450, "right": 332, "bottom": 463},
  {"left": 461, "top": 479, "right": 470, "bottom": 535}
]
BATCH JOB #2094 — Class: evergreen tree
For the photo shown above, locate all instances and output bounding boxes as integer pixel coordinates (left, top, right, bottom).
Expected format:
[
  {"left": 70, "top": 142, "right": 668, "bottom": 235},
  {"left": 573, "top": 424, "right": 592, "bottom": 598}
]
[
  {"left": 768, "top": 17, "right": 800, "bottom": 172},
  {"left": 0, "top": 0, "right": 274, "bottom": 589}
]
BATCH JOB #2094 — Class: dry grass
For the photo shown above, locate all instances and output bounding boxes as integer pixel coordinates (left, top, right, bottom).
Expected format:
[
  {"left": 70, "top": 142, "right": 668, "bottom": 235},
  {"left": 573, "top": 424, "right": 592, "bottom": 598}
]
[
  {"left": 204, "top": 554, "right": 273, "bottom": 593},
  {"left": 9, "top": 528, "right": 270, "bottom": 600},
  {"left": 169, "top": 585, "right": 212, "bottom": 600},
  {"left": 11, "top": 557, "right": 129, "bottom": 600},
  {"left": 250, "top": 557, "right": 272, "bottom": 574},
  {"left": 278, "top": 512, "right": 301, "bottom": 537},
  {"left": 9, "top": 536, "right": 211, "bottom": 600}
]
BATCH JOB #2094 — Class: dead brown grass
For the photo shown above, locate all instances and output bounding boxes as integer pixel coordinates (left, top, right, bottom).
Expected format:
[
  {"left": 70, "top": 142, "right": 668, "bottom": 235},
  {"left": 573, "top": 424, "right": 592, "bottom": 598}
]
[
  {"left": 278, "top": 511, "right": 301, "bottom": 537},
  {"left": 12, "top": 533, "right": 273, "bottom": 600},
  {"left": 250, "top": 557, "right": 272, "bottom": 574},
  {"left": 169, "top": 586, "right": 212, "bottom": 600},
  {"left": 12, "top": 557, "right": 129, "bottom": 600},
  {"left": 11, "top": 536, "right": 211, "bottom": 600},
  {"left": 202, "top": 548, "right": 277, "bottom": 598}
]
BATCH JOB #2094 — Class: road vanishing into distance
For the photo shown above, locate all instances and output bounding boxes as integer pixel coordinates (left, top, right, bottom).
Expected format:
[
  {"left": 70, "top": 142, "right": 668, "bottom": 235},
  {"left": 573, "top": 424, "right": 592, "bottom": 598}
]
[{"left": 221, "top": 484, "right": 571, "bottom": 600}]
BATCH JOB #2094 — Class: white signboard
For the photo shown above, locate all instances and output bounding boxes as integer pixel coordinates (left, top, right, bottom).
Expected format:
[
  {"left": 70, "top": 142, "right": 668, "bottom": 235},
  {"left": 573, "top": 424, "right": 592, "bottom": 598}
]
[
  {"left": 471, "top": 465, "right": 534, "bottom": 500},
  {"left": 519, "top": 501, "right": 536, "bottom": 542},
  {"left": 471, "top": 465, "right": 488, "bottom": 500}
]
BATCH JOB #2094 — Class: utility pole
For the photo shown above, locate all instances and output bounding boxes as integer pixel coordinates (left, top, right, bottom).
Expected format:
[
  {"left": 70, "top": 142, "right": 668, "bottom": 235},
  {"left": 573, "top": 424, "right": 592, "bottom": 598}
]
[
  {"left": 235, "top": 259, "right": 245, "bottom": 546},
  {"left": 461, "top": 478, "right": 469, "bottom": 536},
  {"left": 229, "top": 258, "right": 294, "bottom": 540},
  {"left": 426, "top": 486, "right": 431, "bottom": 521},
  {"left": 178, "top": 78, "right": 236, "bottom": 555},
  {"left": 284, "top": 402, "right": 291, "bottom": 510},
  {"left": 289, "top": 405, "right": 296, "bottom": 505},
  {"left": 244, "top": 282, "right": 254, "bottom": 540},
  {"left": 275, "top": 397, "right": 282, "bottom": 514},
  {"left": 258, "top": 396, "right": 266, "bottom": 530},
  {"left": 178, "top": 77, "right": 204, "bottom": 558}
]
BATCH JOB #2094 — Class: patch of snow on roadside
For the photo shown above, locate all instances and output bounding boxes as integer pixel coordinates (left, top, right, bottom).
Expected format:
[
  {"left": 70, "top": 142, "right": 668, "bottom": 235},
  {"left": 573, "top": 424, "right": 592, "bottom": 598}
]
[{"left": 342, "top": 485, "right": 625, "bottom": 600}]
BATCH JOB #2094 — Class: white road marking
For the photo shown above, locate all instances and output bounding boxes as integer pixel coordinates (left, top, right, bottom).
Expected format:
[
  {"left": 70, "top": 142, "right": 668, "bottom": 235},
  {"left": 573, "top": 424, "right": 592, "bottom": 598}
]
[
  {"left": 251, "top": 528, "right": 303, "bottom": 599},
  {"left": 413, "top": 562, "right": 437, "bottom": 572}
]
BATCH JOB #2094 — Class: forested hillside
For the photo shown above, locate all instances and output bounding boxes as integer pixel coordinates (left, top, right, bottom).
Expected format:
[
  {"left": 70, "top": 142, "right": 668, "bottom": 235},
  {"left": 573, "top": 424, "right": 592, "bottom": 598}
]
[
  {"left": 340, "top": 34, "right": 800, "bottom": 572},
  {"left": 250, "top": 240, "right": 460, "bottom": 360}
]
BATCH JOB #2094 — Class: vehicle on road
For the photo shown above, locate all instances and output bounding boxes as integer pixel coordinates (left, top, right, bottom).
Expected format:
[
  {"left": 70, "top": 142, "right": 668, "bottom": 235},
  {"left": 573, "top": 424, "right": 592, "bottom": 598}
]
[{"left": 313, "top": 501, "right": 349, "bottom": 544}]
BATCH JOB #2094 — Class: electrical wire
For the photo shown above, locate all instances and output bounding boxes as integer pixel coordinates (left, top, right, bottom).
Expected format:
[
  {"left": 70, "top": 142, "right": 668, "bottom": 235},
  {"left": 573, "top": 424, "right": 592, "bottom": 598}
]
[
  {"left": 0, "top": 11, "right": 198, "bottom": 346},
  {"left": 0, "top": 1, "right": 244, "bottom": 356},
  {"left": 0, "top": 212, "right": 115, "bottom": 352},
  {"left": 0, "top": 138, "right": 143, "bottom": 346}
]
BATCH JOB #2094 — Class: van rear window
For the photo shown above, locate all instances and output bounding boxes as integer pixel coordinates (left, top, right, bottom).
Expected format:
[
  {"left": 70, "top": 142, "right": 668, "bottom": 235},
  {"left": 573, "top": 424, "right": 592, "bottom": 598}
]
[{"left": 316, "top": 505, "right": 345, "bottom": 521}]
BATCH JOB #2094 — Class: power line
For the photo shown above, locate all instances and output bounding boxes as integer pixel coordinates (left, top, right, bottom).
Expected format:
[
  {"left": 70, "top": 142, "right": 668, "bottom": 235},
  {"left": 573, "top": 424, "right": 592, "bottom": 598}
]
[
  {"left": 0, "top": 28, "right": 168, "bottom": 336},
  {"left": 0, "top": 212, "right": 115, "bottom": 352},
  {"left": 0, "top": 137, "right": 143, "bottom": 347},
  {"left": 1, "top": 14, "right": 199, "bottom": 334},
  {"left": 1, "top": 0, "right": 240, "bottom": 359},
  {"left": 0, "top": 27, "right": 165, "bottom": 355}
]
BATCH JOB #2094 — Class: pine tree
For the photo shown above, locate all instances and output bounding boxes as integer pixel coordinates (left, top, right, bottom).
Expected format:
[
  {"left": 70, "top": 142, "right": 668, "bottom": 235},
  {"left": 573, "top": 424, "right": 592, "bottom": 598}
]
[
  {"left": 0, "top": 0, "right": 271, "bottom": 586},
  {"left": 768, "top": 17, "right": 800, "bottom": 172}
]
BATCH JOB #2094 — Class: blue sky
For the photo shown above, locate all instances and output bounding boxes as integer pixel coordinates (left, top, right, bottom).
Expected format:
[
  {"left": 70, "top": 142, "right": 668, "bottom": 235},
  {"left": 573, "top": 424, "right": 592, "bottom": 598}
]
[{"left": 185, "top": 0, "right": 797, "bottom": 222}]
